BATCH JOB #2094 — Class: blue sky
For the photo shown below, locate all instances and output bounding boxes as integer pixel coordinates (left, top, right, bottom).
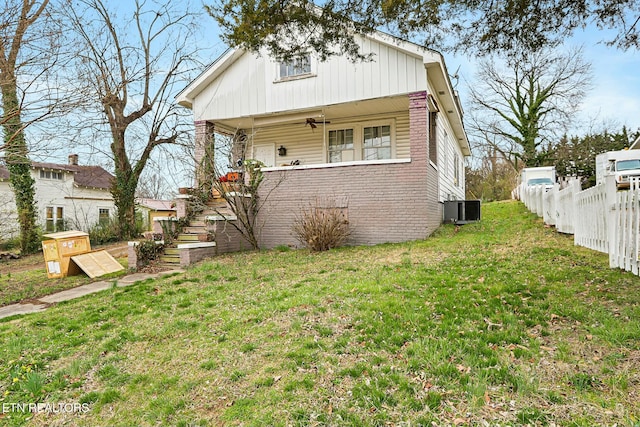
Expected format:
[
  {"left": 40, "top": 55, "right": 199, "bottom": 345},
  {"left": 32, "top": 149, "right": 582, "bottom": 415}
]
[
  {"left": 198, "top": 18, "right": 640, "bottom": 137},
  {"left": 34, "top": 7, "right": 640, "bottom": 181},
  {"left": 446, "top": 24, "right": 640, "bottom": 136}
]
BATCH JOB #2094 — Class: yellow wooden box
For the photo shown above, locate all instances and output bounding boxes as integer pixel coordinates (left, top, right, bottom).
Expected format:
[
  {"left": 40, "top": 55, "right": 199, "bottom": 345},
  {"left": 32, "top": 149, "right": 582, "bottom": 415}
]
[{"left": 42, "top": 230, "right": 91, "bottom": 278}]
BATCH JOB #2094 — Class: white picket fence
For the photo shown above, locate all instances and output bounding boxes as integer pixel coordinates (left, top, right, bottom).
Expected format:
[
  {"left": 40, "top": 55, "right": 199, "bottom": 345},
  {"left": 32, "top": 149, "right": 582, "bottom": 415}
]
[{"left": 518, "top": 176, "right": 640, "bottom": 276}]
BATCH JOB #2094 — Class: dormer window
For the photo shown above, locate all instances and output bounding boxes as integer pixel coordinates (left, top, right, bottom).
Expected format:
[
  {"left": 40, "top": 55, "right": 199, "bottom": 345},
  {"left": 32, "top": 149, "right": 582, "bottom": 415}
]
[{"left": 279, "top": 55, "right": 311, "bottom": 79}]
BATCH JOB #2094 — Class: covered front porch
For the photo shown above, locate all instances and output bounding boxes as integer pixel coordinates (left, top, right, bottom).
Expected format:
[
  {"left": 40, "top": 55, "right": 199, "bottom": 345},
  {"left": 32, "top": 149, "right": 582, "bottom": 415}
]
[
  {"left": 195, "top": 94, "right": 425, "bottom": 174},
  {"left": 186, "top": 92, "right": 443, "bottom": 250}
]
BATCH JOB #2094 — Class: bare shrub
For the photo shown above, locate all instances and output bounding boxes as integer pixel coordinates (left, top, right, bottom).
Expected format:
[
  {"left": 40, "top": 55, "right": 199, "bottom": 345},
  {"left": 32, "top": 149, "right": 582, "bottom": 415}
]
[{"left": 292, "top": 200, "right": 350, "bottom": 251}]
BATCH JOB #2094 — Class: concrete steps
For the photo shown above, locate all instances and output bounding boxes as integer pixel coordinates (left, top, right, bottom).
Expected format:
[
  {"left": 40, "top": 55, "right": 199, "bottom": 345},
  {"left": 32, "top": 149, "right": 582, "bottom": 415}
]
[{"left": 157, "top": 196, "right": 233, "bottom": 266}]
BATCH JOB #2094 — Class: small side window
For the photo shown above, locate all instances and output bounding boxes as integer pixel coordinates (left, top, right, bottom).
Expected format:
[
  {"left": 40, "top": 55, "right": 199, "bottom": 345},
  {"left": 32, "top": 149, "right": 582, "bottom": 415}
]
[{"left": 279, "top": 55, "right": 311, "bottom": 79}]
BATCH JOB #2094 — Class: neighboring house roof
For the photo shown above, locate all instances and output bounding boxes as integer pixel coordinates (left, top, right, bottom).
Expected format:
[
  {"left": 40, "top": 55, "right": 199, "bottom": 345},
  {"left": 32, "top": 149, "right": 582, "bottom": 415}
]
[
  {"left": 137, "top": 198, "right": 176, "bottom": 211},
  {"left": 0, "top": 161, "right": 113, "bottom": 189}
]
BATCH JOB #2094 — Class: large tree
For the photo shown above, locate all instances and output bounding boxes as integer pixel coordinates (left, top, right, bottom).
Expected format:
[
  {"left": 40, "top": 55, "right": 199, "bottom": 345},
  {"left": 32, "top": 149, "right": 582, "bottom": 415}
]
[
  {"left": 66, "top": 0, "right": 198, "bottom": 239},
  {"left": 1, "top": 0, "right": 56, "bottom": 253},
  {"left": 467, "top": 48, "right": 593, "bottom": 167},
  {"left": 206, "top": 0, "right": 640, "bottom": 60}
]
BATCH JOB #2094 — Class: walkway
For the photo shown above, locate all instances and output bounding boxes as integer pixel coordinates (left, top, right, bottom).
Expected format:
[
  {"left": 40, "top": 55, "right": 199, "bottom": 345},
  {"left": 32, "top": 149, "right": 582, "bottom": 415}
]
[{"left": 0, "top": 269, "right": 184, "bottom": 320}]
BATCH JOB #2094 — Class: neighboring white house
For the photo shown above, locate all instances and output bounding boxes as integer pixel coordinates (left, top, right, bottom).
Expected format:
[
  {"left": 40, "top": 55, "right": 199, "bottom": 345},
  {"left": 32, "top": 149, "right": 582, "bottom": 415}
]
[
  {"left": 0, "top": 154, "right": 115, "bottom": 240},
  {"left": 177, "top": 32, "right": 470, "bottom": 248}
]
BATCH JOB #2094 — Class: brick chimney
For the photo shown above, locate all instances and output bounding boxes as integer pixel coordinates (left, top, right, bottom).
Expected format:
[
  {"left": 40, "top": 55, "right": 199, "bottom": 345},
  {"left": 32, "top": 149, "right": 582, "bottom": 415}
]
[{"left": 68, "top": 154, "right": 79, "bottom": 165}]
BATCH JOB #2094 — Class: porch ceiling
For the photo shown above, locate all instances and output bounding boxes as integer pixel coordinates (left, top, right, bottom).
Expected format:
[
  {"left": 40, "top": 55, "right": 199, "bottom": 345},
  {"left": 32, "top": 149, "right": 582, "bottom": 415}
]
[{"left": 211, "top": 96, "right": 410, "bottom": 133}]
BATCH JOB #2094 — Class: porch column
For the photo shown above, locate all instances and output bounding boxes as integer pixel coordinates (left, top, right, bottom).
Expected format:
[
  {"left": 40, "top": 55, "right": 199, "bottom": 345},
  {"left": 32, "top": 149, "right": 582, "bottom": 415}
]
[
  {"left": 409, "top": 91, "right": 441, "bottom": 231},
  {"left": 408, "top": 91, "right": 428, "bottom": 163},
  {"left": 195, "top": 120, "right": 215, "bottom": 188}
]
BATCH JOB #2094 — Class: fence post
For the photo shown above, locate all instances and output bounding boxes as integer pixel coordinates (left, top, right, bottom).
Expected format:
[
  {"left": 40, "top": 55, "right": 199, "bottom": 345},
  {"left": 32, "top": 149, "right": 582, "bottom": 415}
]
[{"left": 605, "top": 175, "right": 618, "bottom": 268}]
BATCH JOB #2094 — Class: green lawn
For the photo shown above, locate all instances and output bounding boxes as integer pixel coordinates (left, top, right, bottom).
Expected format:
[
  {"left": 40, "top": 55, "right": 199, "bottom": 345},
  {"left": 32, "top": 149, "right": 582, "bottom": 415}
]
[
  {"left": 1, "top": 201, "right": 639, "bottom": 426},
  {"left": 0, "top": 257, "right": 128, "bottom": 307}
]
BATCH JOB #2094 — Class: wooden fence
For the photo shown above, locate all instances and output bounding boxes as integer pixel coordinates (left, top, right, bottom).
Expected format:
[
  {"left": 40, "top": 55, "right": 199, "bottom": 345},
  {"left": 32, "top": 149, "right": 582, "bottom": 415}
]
[{"left": 518, "top": 176, "right": 640, "bottom": 276}]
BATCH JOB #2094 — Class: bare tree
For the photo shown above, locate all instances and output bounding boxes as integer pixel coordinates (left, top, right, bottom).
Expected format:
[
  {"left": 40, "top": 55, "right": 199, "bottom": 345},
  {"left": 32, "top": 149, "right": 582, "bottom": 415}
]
[
  {"left": 135, "top": 171, "right": 171, "bottom": 200},
  {"left": 64, "top": 0, "right": 199, "bottom": 239},
  {"left": 202, "top": 130, "right": 284, "bottom": 250},
  {"left": 467, "top": 47, "right": 593, "bottom": 167},
  {"left": 0, "top": 0, "right": 63, "bottom": 253}
]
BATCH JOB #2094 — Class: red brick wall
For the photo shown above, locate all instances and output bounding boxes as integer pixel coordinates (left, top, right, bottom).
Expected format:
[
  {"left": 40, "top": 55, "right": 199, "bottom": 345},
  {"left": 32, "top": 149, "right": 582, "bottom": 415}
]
[
  {"left": 207, "top": 219, "right": 252, "bottom": 254},
  {"left": 194, "top": 121, "right": 215, "bottom": 187},
  {"left": 255, "top": 91, "right": 442, "bottom": 248}
]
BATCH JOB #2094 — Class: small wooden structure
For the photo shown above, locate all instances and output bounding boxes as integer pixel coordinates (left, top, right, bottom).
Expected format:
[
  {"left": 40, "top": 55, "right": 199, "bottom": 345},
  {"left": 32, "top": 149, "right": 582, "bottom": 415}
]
[
  {"left": 42, "top": 231, "right": 91, "bottom": 278},
  {"left": 42, "top": 230, "right": 124, "bottom": 278}
]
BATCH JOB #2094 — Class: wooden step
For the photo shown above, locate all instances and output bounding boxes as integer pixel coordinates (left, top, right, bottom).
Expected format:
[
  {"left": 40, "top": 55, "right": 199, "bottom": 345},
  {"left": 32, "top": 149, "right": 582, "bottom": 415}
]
[
  {"left": 184, "top": 226, "right": 206, "bottom": 234},
  {"left": 160, "top": 254, "right": 180, "bottom": 264},
  {"left": 164, "top": 247, "right": 180, "bottom": 256},
  {"left": 176, "top": 234, "right": 200, "bottom": 242}
]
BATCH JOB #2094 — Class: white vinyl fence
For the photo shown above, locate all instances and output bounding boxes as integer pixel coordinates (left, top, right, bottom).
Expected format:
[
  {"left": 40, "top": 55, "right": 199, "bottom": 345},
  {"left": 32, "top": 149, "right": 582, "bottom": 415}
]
[{"left": 518, "top": 176, "right": 640, "bottom": 276}]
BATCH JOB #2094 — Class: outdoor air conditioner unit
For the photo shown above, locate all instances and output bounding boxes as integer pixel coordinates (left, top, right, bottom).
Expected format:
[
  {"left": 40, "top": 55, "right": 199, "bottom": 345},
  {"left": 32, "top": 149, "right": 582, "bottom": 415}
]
[{"left": 443, "top": 200, "right": 481, "bottom": 224}]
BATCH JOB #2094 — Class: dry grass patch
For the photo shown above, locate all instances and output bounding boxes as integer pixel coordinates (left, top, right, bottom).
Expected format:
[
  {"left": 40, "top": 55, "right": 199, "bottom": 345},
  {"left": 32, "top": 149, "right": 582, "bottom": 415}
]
[{"left": 1, "top": 201, "right": 639, "bottom": 426}]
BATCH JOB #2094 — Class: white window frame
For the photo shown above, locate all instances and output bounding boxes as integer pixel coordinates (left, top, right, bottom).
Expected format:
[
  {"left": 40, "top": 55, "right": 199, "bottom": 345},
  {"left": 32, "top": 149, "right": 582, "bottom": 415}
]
[
  {"left": 327, "top": 128, "right": 355, "bottom": 163},
  {"left": 454, "top": 153, "right": 460, "bottom": 187},
  {"left": 324, "top": 119, "right": 396, "bottom": 164},
  {"left": 40, "top": 170, "right": 63, "bottom": 180},
  {"left": 362, "top": 123, "right": 394, "bottom": 161},
  {"left": 45, "top": 206, "right": 65, "bottom": 232},
  {"left": 276, "top": 54, "right": 314, "bottom": 81},
  {"left": 98, "top": 207, "right": 110, "bottom": 226}
]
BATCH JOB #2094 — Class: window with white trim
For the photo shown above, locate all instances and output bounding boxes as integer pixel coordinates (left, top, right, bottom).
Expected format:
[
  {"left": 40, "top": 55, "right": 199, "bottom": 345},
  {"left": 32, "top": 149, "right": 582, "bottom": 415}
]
[
  {"left": 45, "top": 206, "right": 64, "bottom": 232},
  {"left": 40, "top": 170, "right": 63, "bottom": 180},
  {"left": 99, "top": 208, "right": 110, "bottom": 226},
  {"left": 328, "top": 129, "right": 354, "bottom": 163},
  {"left": 363, "top": 125, "right": 392, "bottom": 161},
  {"left": 279, "top": 55, "right": 311, "bottom": 79},
  {"left": 429, "top": 112, "right": 438, "bottom": 164}
]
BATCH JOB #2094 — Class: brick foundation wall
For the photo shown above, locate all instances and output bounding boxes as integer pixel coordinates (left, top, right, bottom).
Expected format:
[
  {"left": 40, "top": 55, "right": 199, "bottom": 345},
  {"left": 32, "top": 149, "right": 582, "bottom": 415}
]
[
  {"left": 206, "top": 219, "right": 251, "bottom": 254},
  {"left": 256, "top": 91, "right": 442, "bottom": 249},
  {"left": 179, "top": 245, "right": 217, "bottom": 267}
]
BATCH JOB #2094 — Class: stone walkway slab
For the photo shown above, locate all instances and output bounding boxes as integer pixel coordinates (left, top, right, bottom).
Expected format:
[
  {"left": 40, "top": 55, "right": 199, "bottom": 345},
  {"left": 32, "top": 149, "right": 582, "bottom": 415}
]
[
  {"left": 40, "top": 281, "right": 112, "bottom": 304},
  {"left": 0, "top": 269, "right": 184, "bottom": 320},
  {"left": 0, "top": 303, "right": 47, "bottom": 319}
]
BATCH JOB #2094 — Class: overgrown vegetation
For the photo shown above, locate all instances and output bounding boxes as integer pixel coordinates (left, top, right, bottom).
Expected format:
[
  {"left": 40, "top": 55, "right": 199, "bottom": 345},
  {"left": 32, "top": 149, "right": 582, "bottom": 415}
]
[
  {"left": 206, "top": 130, "right": 283, "bottom": 250},
  {"left": 292, "top": 199, "right": 351, "bottom": 251},
  {"left": 1, "top": 201, "right": 639, "bottom": 426},
  {"left": 133, "top": 240, "right": 164, "bottom": 269}
]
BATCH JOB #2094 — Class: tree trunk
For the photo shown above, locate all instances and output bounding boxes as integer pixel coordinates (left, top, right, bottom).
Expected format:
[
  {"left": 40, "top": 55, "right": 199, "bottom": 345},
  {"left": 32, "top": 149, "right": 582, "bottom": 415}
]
[
  {"left": 110, "top": 132, "right": 139, "bottom": 240},
  {"left": 1, "top": 82, "right": 39, "bottom": 253}
]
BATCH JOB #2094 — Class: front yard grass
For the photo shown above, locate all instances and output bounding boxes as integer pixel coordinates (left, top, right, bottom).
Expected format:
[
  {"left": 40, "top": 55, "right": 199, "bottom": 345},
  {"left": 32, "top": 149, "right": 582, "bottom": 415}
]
[
  {"left": 0, "top": 201, "right": 639, "bottom": 426},
  {"left": 0, "top": 257, "right": 128, "bottom": 306}
]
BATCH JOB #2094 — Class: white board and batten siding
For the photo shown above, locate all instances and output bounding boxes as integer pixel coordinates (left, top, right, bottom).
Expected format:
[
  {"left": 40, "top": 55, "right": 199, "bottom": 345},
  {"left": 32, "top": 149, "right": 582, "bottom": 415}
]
[
  {"left": 434, "top": 112, "right": 465, "bottom": 202},
  {"left": 192, "top": 37, "right": 429, "bottom": 122}
]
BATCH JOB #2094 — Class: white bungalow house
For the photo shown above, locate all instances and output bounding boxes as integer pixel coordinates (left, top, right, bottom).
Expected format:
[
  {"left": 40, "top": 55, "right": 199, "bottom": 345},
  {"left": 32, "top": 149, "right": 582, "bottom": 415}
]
[
  {"left": 0, "top": 154, "right": 115, "bottom": 240},
  {"left": 177, "top": 32, "right": 470, "bottom": 248}
]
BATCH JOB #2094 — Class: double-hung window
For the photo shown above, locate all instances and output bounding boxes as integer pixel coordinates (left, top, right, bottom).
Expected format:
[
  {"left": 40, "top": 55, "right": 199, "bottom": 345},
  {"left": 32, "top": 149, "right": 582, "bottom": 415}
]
[
  {"left": 328, "top": 129, "right": 354, "bottom": 163},
  {"left": 99, "top": 208, "right": 110, "bottom": 226},
  {"left": 363, "top": 125, "right": 392, "bottom": 161},
  {"left": 45, "top": 206, "right": 64, "bottom": 232}
]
